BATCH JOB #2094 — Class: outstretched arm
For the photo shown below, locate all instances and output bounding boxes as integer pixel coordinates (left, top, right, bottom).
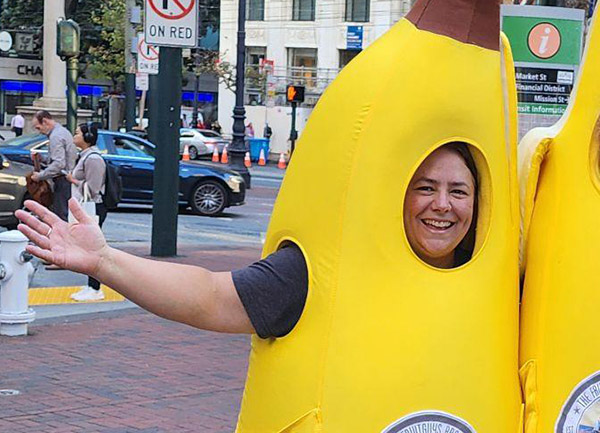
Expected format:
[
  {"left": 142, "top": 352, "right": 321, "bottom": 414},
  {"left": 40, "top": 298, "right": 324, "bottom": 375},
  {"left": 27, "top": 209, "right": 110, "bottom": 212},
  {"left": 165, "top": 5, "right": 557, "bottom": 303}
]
[{"left": 16, "top": 199, "right": 254, "bottom": 334}]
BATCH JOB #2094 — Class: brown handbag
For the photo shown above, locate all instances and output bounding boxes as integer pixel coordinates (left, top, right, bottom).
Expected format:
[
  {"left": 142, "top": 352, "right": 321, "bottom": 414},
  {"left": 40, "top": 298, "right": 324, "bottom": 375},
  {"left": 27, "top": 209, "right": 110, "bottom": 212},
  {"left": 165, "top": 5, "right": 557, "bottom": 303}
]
[{"left": 26, "top": 153, "right": 53, "bottom": 208}]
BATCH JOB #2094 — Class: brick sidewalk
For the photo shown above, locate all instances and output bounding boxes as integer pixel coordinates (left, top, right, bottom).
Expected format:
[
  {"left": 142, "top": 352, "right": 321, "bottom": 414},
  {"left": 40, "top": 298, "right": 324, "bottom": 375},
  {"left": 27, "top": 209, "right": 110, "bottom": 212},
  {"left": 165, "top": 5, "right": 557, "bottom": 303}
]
[{"left": 0, "top": 310, "right": 250, "bottom": 432}]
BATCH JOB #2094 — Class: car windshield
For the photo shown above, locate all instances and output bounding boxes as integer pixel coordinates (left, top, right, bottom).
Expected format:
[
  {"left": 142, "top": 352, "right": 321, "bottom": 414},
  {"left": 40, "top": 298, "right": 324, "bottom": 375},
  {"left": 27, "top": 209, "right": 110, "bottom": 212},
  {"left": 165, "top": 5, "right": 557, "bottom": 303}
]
[{"left": 0, "top": 134, "right": 46, "bottom": 148}]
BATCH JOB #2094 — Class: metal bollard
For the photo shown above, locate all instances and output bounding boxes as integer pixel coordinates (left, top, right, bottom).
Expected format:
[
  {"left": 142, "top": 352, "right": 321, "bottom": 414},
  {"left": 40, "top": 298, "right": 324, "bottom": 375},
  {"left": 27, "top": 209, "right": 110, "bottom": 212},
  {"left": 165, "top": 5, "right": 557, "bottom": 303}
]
[{"left": 0, "top": 231, "right": 35, "bottom": 336}]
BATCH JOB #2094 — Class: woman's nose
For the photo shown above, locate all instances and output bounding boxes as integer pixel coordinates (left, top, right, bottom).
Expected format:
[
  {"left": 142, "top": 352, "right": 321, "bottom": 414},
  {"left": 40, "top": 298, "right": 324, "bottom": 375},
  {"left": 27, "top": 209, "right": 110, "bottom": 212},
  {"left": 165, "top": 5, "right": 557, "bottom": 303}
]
[{"left": 431, "top": 192, "right": 452, "bottom": 212}]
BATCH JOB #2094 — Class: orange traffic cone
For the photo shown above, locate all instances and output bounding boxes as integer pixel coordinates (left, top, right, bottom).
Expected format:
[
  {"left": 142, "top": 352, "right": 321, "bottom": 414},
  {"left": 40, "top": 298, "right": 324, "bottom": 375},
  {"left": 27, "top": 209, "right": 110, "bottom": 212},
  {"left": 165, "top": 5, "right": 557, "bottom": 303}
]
[
  {"left": 244, "top": 152, "right": 251, "bottom": 168},
  {"left": 220, "top": 146, "right": 229, "bottom": 164},
  {"left": 258, "top": 148, "right": 266, "bottom": 166},
  {"left": 211, "top": 146, "right": 219, "bottom": 162},
  {"left": 182, "top": 144, "right": 190, "bottom": 161},
  {"left": 277, "top": 153, "right": 287, "bottom": 170}
]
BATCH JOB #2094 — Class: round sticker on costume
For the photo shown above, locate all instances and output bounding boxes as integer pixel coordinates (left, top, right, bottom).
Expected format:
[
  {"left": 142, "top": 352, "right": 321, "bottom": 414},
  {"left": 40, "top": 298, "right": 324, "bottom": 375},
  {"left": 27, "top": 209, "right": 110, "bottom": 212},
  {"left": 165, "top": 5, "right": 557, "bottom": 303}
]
[
  {"left": 556, "top": 371, "right": 600, "bottom": 433},
  {"left": 382, "top": 411, "right": 476, "bottom": 433}
]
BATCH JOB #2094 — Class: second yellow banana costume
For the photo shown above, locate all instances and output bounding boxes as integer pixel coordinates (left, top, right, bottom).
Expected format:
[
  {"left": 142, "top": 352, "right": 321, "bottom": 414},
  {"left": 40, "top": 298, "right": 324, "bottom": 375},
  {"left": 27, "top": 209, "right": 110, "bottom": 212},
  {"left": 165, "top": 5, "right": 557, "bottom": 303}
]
[{"left": 519, "top": 7, "right": 600, "bottom": 433}]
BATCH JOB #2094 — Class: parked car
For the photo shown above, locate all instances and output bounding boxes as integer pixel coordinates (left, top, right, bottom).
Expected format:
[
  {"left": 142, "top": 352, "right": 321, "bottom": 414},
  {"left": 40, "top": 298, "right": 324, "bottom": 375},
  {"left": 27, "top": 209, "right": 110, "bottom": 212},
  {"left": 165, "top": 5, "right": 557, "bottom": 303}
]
[
  {"left": 179, "top": 128, "right": 229, "bottom": 159},
  {"left": 0, "top": 151, "right": 34, "bottom": 228},
  {"left": 0, "top": 132, "right": 246, "bottom": 216}
]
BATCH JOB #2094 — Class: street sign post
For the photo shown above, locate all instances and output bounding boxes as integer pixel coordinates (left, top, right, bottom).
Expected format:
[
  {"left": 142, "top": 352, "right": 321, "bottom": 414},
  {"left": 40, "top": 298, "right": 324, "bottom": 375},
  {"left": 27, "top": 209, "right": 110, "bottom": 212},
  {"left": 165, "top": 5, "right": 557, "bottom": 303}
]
[
  {"left": 145, "top": 0, "right": 198, "bottom": 47},
  {"left": 145, "top": 0, "right": 197, "bottom": 255},
  {"left": 137, "top": 33, "right": 160, "bottom": 74}
]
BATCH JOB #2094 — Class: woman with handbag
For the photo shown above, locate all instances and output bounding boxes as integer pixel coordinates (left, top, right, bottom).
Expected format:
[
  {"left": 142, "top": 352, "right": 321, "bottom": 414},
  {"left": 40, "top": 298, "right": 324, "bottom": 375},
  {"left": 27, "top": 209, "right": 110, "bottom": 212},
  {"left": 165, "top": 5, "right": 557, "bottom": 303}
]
[{"left": 67, "top": 123, "right": 107, "bottom": 302}]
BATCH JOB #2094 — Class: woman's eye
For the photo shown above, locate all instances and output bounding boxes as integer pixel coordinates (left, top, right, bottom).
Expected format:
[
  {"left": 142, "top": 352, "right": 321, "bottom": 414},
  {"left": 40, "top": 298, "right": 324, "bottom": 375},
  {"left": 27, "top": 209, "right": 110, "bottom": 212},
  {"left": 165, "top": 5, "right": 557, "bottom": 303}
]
[
  {"left": 416, "top": 186, "right": 434, "bottom": 192},
  {"left": 451, "top": 189, "right": 468, "bottom": 196}
]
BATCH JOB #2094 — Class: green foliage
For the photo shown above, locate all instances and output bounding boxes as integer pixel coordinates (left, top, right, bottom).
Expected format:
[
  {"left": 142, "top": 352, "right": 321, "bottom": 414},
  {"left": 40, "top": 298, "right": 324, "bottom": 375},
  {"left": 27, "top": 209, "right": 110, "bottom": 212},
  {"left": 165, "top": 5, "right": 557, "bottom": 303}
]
[
  {"left": 0, "top": 0, "right": 43, "bottom": 29},
  {"left": 86, "top": 0, "right": 127, "bottom": 90},
  {"left": 185, "top": 50, "right": 236, "bottom": 94}
]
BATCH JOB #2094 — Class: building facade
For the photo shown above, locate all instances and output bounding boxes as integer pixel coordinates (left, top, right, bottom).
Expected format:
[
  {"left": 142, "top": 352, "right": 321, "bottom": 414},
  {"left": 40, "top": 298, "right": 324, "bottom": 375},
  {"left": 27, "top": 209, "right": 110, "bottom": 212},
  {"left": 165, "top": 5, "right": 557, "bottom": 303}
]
[{"left": 218, "top": 0, "right": 414, "bottom": 155}]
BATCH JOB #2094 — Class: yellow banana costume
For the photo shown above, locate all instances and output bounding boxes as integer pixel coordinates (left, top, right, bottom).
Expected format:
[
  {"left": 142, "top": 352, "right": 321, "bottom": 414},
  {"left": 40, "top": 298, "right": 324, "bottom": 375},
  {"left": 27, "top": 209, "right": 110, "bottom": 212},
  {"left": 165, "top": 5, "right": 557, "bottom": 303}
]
[
  {"left": 236, "top": 0, "right": 522, "bottom": 431},
  {"left": 519, "top": 8, "right": 600, "bottom": 433}
]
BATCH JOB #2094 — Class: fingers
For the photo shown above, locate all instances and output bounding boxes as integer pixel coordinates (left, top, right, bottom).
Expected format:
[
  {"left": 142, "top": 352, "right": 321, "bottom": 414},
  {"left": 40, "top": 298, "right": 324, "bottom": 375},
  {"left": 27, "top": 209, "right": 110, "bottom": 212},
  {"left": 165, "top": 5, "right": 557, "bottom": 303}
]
[
  {"left": 17, "top": 223, "right": 51, "bottom": 250},
  {"left": 15, "top": 208, "right": 52, "bottom": 237},
  {"left": 25, "top": 244, "right": 53, "bottom": 264},
  {"left": 22, "top": 200, "right": 61, "bottom": 227},
  {"left": 68, "top": 198, "right": 94, "bottom": 224}
]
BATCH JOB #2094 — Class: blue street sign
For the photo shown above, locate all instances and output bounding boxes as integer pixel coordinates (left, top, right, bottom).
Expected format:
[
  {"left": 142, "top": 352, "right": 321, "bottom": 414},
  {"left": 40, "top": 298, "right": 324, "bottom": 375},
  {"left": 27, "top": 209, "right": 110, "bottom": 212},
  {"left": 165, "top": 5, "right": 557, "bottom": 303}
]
[{"left": 347, "top": 26, "right": 363, "bottom": 50}]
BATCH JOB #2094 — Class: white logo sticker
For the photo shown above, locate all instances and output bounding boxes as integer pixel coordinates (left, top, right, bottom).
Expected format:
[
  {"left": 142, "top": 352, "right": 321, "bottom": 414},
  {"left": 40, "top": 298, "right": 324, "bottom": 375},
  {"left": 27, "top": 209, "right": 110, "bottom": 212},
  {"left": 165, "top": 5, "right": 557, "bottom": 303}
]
[
  {"left": 556, "top": 371, "right": 600, "bottom": 433},
  {"left": 382, "top": 411, "right": 476, "bottom": 433}
]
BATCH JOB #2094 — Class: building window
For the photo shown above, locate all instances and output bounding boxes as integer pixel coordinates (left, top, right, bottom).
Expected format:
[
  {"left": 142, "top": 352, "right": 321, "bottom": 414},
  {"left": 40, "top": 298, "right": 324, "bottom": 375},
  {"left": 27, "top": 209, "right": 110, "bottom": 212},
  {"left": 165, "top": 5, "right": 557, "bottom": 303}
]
[
  {"left": 247, "top": 0, "right": 265, "bottom": 21},
  {"left": 293, "top": 0, "right": 316, "bottom": 21},
  {"left": 339, "top": 49, "right": 361, "bottom": 69},
  {"left": 246, "top": 46, "right": 266, "bottom": 67},
  {"left": 345, "top": 0, "right": 369, "bottom": 22},
  {"left": 245, "top": 47, "right": 267, "bottom": 105},
  {"left": 288, "top": 48, "right": 317, "bottom": 88}
]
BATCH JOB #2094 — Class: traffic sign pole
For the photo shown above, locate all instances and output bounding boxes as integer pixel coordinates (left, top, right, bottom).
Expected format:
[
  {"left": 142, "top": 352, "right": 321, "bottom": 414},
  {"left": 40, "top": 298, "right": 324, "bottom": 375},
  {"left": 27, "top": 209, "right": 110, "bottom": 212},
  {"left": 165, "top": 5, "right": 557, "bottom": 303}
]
[
  {"left": 145, "top": 0, "right": 197, "bottom": 255},
  {"left": 151, "top": 47, "right": 182, "bottom": 257}
]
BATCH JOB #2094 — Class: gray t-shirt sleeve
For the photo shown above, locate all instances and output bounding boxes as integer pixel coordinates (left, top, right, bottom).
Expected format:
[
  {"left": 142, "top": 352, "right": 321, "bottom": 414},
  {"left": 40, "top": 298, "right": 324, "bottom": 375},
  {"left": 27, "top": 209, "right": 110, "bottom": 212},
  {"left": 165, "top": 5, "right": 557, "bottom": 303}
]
[{"left": 232, "top": 244, "right": 308, "bottom": 339}]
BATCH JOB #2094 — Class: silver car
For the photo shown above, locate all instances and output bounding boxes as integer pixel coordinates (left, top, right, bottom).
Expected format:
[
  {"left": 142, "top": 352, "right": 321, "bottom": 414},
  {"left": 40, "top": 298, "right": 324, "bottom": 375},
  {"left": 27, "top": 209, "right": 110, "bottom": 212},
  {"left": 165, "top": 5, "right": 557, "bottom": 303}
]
[{"left": 179, "top": 128, "right": 230, "bottom": 160}]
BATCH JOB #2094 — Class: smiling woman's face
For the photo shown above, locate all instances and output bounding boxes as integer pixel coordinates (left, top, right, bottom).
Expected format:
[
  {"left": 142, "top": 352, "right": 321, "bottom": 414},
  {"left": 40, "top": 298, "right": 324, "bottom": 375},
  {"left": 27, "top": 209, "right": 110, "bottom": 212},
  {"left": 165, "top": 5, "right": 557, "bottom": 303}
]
[{"left": 404, "top": 146, "right": 476, "bottom": 269}]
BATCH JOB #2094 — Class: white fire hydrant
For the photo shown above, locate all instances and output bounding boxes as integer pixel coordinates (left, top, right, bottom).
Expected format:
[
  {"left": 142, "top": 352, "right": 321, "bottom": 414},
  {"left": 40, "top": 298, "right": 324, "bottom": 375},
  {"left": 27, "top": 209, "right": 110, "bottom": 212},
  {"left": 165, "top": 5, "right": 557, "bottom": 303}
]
[{"left": 0, "top": 230, "right": 36, "bottom": 336}]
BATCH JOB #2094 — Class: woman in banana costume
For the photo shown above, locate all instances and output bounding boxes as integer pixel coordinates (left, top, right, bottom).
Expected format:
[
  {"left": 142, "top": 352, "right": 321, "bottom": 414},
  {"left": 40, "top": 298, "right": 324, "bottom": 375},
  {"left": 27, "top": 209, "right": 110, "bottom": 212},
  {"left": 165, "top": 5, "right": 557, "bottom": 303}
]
[
  {"left": 235, "top": 0, "right": 522, "bottom": 431},
  {"left": 519, "top": 7, "right": 600, "bottom": 433}
]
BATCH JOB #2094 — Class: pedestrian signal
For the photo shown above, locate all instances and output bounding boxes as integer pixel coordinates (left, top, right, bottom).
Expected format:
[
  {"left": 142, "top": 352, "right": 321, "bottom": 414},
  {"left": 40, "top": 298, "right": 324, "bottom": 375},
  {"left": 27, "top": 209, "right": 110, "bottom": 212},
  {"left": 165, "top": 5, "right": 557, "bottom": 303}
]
[{"left": 286, "top": 85, "right": 305, "bottom": 103}]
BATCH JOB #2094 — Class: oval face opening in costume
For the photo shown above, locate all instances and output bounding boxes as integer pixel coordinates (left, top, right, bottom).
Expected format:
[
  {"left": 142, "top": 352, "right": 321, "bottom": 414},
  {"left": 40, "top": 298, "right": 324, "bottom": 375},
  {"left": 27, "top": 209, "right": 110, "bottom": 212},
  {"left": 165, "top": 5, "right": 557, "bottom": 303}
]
[{"left": 404, "top": 142, "right": 478, "bottom": 269}]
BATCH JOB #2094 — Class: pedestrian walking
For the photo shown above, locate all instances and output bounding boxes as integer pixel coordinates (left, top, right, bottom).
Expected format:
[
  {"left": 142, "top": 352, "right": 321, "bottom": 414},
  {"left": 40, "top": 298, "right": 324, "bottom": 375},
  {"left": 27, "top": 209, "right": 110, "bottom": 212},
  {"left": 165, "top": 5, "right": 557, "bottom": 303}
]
[
  {"left": 11, "top": 113, "right": 25, "bottom": 137},
  {"left": 66, "top": 123, "right": 107, "bottom": 302},
  {"left": 263, "top": 123, "right": 273, "bottom": 139},
  {"left": 245, "top": 122, "right": 255, "bottom": 138},
  {"left": 30, "top": 110, "right": 78, "bottom": 222}
]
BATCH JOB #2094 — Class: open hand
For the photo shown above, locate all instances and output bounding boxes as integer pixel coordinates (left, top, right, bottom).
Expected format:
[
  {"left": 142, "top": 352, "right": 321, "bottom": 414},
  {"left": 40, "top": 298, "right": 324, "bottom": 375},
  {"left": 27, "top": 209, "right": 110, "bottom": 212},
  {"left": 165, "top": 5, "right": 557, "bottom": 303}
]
[{"left": 15, "top": 198, "right": 109, "bottom": 277}]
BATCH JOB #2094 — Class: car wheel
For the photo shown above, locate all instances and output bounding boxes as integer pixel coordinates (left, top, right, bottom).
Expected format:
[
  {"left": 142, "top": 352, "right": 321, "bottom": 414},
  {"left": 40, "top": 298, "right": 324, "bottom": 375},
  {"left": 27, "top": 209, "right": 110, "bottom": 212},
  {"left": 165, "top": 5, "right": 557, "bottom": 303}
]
[
  {"left": 188, "top": 145, "right": 198, "bottom": 160},
  {"left": 190, "top": 180, "right": 227, "bottom": 216}
]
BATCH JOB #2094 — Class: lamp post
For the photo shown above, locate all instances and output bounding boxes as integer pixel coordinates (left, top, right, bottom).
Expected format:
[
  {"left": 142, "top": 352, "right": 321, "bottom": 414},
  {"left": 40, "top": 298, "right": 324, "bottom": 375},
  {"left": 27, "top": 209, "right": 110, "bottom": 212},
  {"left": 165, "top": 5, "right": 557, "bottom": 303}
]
[{"left": 227, "top": 0, "right": 251, "bottom": 188}]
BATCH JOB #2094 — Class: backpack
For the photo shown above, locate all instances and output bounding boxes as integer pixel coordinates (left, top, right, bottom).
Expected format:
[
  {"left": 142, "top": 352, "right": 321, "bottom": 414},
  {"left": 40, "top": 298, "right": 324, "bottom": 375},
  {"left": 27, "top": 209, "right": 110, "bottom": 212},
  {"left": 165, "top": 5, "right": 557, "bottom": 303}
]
[{"left": 83, "top": 152, "right": 123, "bottom": 210}]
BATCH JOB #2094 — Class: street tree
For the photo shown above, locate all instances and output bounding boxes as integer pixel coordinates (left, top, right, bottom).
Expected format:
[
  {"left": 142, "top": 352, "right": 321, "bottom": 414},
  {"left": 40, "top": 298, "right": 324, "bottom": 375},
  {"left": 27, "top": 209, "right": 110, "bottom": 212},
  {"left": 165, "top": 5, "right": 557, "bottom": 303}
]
[{"left": 86, "top": 0, "right": 127, "bottom": 90}]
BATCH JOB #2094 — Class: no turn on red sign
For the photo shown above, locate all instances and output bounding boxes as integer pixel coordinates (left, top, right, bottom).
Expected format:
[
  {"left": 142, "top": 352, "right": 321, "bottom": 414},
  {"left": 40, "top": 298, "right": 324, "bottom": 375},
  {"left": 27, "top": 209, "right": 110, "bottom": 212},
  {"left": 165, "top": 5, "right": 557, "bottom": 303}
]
[
  {"left": 145, "top": 0, "right": 198, "bottom": 47},
  {"left": 137, "top": 33, "right": 159, "bottom": 74}
]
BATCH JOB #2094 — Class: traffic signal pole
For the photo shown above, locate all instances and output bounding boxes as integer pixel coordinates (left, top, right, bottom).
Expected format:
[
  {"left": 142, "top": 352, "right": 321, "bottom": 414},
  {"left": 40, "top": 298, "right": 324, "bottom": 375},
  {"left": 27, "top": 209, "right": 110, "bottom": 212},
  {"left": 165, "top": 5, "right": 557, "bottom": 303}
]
[
  {"left": 151, "top": 47, "right": 181, "bottom": 257},
  {"left": 66, "top": 57, "right": 78, "bottom": 133},
  {"left": 290, "top": 101, "right": 297, "bottom": 155}
]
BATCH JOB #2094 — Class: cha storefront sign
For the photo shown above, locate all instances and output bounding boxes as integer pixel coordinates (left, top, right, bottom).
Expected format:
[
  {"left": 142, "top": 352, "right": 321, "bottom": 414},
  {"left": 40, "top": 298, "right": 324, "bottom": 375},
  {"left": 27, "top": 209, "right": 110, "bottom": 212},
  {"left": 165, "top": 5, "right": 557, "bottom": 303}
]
[{"left": 501, "top": 5, "right": 585, "bottom": 117}]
